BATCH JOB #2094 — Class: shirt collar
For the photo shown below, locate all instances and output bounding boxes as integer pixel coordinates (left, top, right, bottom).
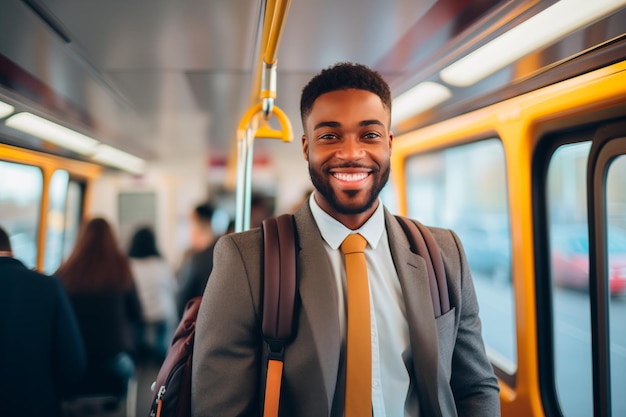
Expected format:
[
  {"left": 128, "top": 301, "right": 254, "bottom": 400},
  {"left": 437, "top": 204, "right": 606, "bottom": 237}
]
[{"left": 309, "top": 191, "right": 385, "bottom": 250}]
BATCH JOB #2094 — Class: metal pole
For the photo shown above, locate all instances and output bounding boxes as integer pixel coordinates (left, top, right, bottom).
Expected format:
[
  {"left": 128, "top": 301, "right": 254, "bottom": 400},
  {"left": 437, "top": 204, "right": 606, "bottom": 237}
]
[
  {"left": 243, "top": 127, "right": 255, "bottom": 231},
  {"left": 235, "top": 127, "right": 255, "bottom": 232}
]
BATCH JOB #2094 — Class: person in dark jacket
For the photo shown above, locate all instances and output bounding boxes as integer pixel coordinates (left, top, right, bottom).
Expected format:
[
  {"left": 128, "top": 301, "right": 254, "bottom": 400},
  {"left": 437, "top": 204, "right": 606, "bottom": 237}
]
[
  {"left": 0, "top": 225, "right": 86, "bottom": 417},
  {"left": 56, "top": 217, "right": 142, "bottom": 397},
  {"left": 177, "top": 198, "right": 271, "bottom": 317},
  {"left": 177, "top": 202, "right": 216, "bottom": 317}
]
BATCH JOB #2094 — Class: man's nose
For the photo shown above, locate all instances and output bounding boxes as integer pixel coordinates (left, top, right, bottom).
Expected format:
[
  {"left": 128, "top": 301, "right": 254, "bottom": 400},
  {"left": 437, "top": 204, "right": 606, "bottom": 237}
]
[{"left": 338, "top": 137, "right": 365, "bottom": 160}]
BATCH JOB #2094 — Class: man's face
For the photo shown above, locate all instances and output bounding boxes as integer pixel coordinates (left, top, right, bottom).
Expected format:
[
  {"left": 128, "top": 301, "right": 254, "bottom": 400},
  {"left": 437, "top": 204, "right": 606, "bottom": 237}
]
[{"left": 301, "top": 88, "right": 392, "bottom": 227}]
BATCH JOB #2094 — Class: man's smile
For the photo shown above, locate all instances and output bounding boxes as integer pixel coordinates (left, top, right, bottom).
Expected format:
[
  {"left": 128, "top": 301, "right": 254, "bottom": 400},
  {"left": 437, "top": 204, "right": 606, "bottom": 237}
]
[{"left": 332, "top": 172, "right": 370, "bottom": 182}]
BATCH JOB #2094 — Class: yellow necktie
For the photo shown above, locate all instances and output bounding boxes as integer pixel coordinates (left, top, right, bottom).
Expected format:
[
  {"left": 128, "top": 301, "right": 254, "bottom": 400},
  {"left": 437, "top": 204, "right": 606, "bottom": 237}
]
[{"left": 340, "top": 233, "right": 371, "bottom": 417}]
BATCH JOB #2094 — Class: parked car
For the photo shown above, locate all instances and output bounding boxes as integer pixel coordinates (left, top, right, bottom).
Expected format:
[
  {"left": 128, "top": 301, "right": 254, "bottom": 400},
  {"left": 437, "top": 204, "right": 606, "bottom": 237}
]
[{"left": 550, "top": 225, "right": 626, "bottom": 295}]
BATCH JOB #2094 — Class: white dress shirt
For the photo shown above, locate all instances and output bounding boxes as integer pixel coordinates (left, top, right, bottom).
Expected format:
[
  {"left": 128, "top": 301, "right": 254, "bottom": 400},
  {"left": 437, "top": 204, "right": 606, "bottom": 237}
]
[{"left": 309, "top": 193, "right": 419, "bottom": 417}]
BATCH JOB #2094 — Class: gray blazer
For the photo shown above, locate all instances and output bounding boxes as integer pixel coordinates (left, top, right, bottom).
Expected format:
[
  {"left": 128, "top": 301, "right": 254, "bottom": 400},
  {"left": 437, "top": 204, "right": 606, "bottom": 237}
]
[{"left": 192, "top": 204, "right": 500, "bottom": 417}]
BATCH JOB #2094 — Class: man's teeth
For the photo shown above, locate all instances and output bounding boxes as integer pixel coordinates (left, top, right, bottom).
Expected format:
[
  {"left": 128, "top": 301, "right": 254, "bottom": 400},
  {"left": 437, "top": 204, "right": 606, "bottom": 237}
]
[{"left": 334, "top": 172, "right": 368, "bottom": 181}]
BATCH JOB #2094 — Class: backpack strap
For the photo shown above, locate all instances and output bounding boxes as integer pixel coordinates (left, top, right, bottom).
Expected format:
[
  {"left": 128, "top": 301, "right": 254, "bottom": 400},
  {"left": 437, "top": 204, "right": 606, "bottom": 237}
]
[
  {"left": 395, "top": 216, "right": 450, "bottom": 317},
  {"left": 261, "top": 214, "right": 298, "bottom": 417}
]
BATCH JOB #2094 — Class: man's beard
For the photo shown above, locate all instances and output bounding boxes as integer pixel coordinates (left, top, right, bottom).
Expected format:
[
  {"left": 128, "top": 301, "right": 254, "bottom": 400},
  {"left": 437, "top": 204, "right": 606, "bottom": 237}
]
[{"left": 308, "top": 163, "right": 390, "bottom": 215}]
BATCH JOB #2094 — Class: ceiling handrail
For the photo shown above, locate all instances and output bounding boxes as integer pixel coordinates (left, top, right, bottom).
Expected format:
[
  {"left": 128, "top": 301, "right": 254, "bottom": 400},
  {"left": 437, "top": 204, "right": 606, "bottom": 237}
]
[
  {"left": 259, "top": 0, "right": 291, "bottom": 119},
  {"left": 234, "top": 102, "right": 293, "bottom": 232},
  {"left": 264, "top": 0, "right": 291, "bottom": 66},
  {"left": 232, "top": 0, "right": 293, "bottom": 232},
  {"left": 250, "top": 0, "right": 291, "bottom": 106}
]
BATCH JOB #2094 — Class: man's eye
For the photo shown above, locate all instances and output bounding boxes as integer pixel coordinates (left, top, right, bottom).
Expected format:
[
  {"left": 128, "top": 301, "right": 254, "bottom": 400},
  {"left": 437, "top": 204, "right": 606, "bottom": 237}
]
[
  {"left": 363, "top": 132, "right": 381, "bottom": 139},
  {"left": 319, "top": 133, "right": 338, "bottom": 140}
]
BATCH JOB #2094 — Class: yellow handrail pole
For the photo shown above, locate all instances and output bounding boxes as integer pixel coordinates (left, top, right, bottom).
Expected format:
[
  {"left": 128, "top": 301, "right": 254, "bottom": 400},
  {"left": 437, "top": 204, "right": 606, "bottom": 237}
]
[
  {"left": 264, "top": 0, "right": 291, "bottom": 66},
  {"left": 262, "top": 0, "right": 278, "bottom": 54},
  {"left": 234, "top": 103, "right": 293, "bottom": 232},
  {"left": 249, "top": 0, "right": 278, "bottom": 105},
  {"left": 232, "top": 0, "right": 292, "bottom": 231},
  {"left": 260, "top": 0, "right": 291, "bottom": 118},
  {"left": 228, "top": 0, "right": 287, "bottom": 191}
]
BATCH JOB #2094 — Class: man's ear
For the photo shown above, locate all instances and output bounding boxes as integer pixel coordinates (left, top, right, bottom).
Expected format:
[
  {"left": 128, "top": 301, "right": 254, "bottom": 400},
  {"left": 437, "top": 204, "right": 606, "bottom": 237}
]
[{"left": 302, "top": 135, "right": 309, "bottom": 161}]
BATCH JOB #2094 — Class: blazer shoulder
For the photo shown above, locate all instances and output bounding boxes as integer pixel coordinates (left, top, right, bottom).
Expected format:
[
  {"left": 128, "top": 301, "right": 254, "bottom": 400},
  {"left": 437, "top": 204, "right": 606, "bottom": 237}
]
[
  {"left": 217, "top": 227, "right": 263, "bottom": 251},
  {"left": 212, "top": 228, "right": 264, "bottom": 274}
]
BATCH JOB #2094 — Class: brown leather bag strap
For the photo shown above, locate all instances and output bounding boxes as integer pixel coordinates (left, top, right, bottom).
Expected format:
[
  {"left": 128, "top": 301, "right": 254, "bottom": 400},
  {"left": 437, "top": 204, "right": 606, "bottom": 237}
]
[
  {"left": 262, "top": 214, "right": 297, "bottom": 342},
  {"left": 395, "top": 216, "right": 450, "bottom": 317},
  {"left": 261, "top": 214, "right": 298, "bottom": 417}
]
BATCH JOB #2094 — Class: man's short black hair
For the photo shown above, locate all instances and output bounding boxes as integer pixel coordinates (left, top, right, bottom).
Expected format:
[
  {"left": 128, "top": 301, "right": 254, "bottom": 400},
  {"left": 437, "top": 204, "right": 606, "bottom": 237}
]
[
  {"left": 300, "top": 62, "right": 392, "bottom": 126},
  {"left": 194, "top": 202, "right": 215, "bottom": 222}
]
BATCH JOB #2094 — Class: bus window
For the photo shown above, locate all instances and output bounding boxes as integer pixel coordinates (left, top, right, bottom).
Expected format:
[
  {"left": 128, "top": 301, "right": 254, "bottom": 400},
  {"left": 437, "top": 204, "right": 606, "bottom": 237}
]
[
  {"left": 547, "top": 141, "right": 592, "bottom": 417},
  {"left": 43, "top": 170, "right": 69, "bottom": 274},
  {"left": 606, "top": 154, "right": 626, "bottom": 416},
  {"left": 404, "top": 138, "right": 515, "bottom": 375},
  {"left": 0, "top": 161, "right": 43, "bottom": 268},
  {"left": 380, "top": 177, "right": 398, "bottom": 215},
  {"left": 62, "top": 180, "right": 84, "bottom": 261}
]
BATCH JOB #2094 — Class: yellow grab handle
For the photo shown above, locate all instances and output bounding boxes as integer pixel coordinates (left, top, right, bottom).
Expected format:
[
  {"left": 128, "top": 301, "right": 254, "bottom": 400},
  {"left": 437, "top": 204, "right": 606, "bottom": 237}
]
[{"left": 237, "top": 103, "right": 293, "bottom": 143}]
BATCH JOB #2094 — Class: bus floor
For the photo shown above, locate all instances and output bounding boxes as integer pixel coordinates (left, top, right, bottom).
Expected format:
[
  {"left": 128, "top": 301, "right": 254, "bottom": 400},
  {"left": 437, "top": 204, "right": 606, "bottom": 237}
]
[{"left": 62, "top": 360, "right": 160, "bottom": 417}]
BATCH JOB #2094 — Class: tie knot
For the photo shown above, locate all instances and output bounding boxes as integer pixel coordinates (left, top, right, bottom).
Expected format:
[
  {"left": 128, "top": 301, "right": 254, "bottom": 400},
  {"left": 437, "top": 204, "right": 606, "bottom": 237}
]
[{"left": 340, "top": 233, "right": 367, "bottom": 254}]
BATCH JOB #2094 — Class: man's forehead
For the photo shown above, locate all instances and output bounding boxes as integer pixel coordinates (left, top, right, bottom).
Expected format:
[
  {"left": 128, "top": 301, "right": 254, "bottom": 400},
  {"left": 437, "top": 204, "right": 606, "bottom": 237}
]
[
  {"left": 313, "top": 88, "right": 382, "bottom": 103},
  {"left": 305, "top": 90, "right": 390, "bottom": 129},
  {"left": 309, "top": 89, "right": 387, "bottom": 111}
]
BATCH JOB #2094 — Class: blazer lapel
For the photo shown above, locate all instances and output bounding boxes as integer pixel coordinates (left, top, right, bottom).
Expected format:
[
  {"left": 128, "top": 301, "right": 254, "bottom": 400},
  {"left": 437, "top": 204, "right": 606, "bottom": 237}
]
[
  {"left": 385, "top": 212, "right": 442, "bottom": 416},
  {"left": 294, "top": 206, "right": 341, "bottom": 412}
]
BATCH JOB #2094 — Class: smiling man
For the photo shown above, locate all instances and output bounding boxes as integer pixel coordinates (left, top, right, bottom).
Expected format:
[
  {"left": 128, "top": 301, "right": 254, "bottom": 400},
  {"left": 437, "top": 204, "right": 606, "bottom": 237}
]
[
  {"left": 303, "top": 87, "right": 391, "bottom": 229},
  {"left": 192, "top": 62, "right": 500, "bottom": 417}
]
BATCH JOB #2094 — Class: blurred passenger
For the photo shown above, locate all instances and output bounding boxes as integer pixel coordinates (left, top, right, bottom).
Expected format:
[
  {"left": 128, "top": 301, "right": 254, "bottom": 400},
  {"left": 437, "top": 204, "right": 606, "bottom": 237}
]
[
  {"left": 56, "top": 217, "right": 142, "bottom": 398},
  {"left": 249, "top": 193, "right": 273, "bottom": 228},
  {"left": 128, "top": 226, "right": 178, "bottom": 363},
  {"left": 0, "top": 226, "right": 86, "bottom": 417},
  {"left": 225, "top": 219, "right": 236, "bottom": 235},
  {"left": 177, "top": 202, "right": 216, "bottom": 317}
]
